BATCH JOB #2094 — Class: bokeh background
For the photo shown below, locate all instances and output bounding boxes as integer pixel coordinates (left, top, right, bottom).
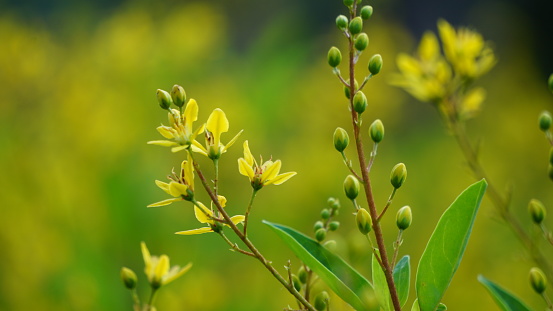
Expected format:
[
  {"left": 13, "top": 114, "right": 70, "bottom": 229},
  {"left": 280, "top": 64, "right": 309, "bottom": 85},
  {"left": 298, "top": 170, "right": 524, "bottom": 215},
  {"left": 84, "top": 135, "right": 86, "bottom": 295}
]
[{"left": 1, "top": 0, "right": 552, "bottom": 310}]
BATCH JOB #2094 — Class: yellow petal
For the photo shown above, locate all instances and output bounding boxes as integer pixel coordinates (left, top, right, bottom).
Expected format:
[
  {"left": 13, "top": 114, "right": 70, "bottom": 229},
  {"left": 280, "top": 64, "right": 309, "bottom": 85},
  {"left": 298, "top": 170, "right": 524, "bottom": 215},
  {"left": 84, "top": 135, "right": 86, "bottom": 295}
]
[
  {"left": 168, "top": 181, "right": 188, "bottom": 197},
  {"left": 171, "top": 145, "right": 188, "bottom": 153},
  {"left": 243, "top": 141, "right": 254, "bottom": 166},
  {"left": 184, "top": 99, "right": 199, "bottom": 132},
  {"left": 397, "top": 54, "right": 422, "bottom": 76},
  {"left": 175, "top": 227, "right": 213, "bottom": 235},
  {"left": 229, "top": 215, "right": 245, "bottom": 225},
  {"left": 192, "top": 123, "right": 206, "bottom": 139},
  {"left": 266, "top": 171, "right": 297, "bottom": 186},
  {"left": 418, "top": 31, "right": 439, "bottom": 61},
  {"left": 194, "top": 202, "right": 212, "bottom": 224},
  {"left": 163, "top": 262, "right": 192, "bottom": 285},
  {"left": 154, "top": 255, "right": 170, "bottom": 284},
  {"left": 206, "top": 108, "right": 229, "bottom": 148},
  {"left": 156, "top": 126, "right": 176, "bottom": 139},
  {"left": 147, "top": 198, "right": 182, "bottom": 207},
  {"left": 182, "top": 154, "right": 195, "bottom": 191},
  {"left": 238, "top": 158, "right": 254, "bottom": 179},
  {"left": 217, "top": 195, "right": 227, "bottom": 208},
  {"left": 141, "top": 242, "right": 152, "bottom": 277},
  {"left": 437, "top": 19, "right": 456, "bottom": 62},
  {"left": 155, "top": 180, "right": 171, "bottom": 195},
  {"left": 191, "top": 139, "right": 208, "bottom": 156},
  {"left": 147, "top": 140, "right": 178, "bottom": 147},
  {"left": 222, "top": 129, "right": 243, "bottom": 153},
  {"left": 261, "top": 160, "right": 281, "bottom": 183}
]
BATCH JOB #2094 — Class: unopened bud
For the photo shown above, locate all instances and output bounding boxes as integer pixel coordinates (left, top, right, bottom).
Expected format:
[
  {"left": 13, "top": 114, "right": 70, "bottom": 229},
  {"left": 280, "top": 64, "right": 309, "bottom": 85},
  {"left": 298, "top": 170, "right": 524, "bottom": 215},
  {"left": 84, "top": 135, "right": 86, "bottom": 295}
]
[
  {"left": 328, "top": 46, "right": 342, "bottom": 68},
  {"left": 298, "top": 266, "right": 308, "bottom": 284},
  {"left": 390, "top": 163, "right": 407, "bottom": 189},
  {"left": 314, "top": 221, "right": 324, "bottom": 232},
  {"left": 549, "top": 73, "right": 553, "bottom": 93},
  {"left": 344, "top": 79, "right": 359, "bottom": 99},
  {"left": 396, "top": 206, "right": 412, "bottom": 230},
  {"left": 354, "top": 33, "right": 369, "bottom": 51},
  {"left": 292, "top": 274, "right": 302, "bottom": 292},
  {"left": 528, "top": 199, "right": 546, "bottom": 224},
  {"left": 529, "top": 267, "right": 547, "bottom": 294},
  {"left": 344, "top": 175, "right": 360, "bottom": 200},
  {"left": 314, "top": 291, "right": 330, "bottom": 311},
  {"left": 121, "top": 267, "right": 138, "bottom": 290},
  {"left": 356, "top": 208, "right": 373, "bottom": 235},
  {"left": 349, "top": 17, "right": 363, "bottom": 35},
  {"left": 156, "top": 89, "right": 173, "bottom": 110},
  {"left": 336, "top": 15, "right": 349, "bottom": 31},
  {"left": 360, "top": 5, "right": 373, "bottom": 19},
  {"left": 369, "top": 119, "right": 385, "bottom": 143},
  {"left": 334, "top": 127, "right": 350, "bottom": 152},
  {"left": 343, "top": 0, "right": 354, "bottom": 7},
  {"left": 539, "top": 111, "right": 552, "bottom": 131},
  {"left": 369, "top": 54, "right": 383, "bottom": 75},
  {"left": 170, "top": 85, "right": 186, "bottom": 108},
  {"left": 328, "top": 197, "right": 340, "bottom": 209},
  {"left": 321, "top": 209, "right": 331, "bottom": 219},
  {"left": 353, "top": 91, "right": 368, "bottom": 114},
  {"left": 323, "top": 240, "right": 337, "bottom": 252},
  {"left": 329, "top": 221, "right": 340, "bottom": 231},
  {"left": 315, "top": 228, "right": 327, "bottom": 242}
]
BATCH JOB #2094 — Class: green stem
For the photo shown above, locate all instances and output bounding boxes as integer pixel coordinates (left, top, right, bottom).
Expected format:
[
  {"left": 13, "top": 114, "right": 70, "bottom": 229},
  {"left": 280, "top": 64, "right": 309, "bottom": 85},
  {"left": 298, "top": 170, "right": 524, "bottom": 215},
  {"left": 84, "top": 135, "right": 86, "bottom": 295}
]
[
  {"left": 146, "top": 288, "right": 158, "bottom": 311},
  {"left": 243, "top": 189, "right": 258, "bottom": 236},
  {"left": 377, "top": 188, "right": 397, "bottom": 221},
  {"left": 341, "top": 151, "right": 363, "bottom": 181},
  {"left": 391, "top": 230, "right": 403, "bottom": 268},
  {"left": 541, "top": 292, "right": 553, "bottom": 311},
  {"left": 213, "top": 158, "right": 219, "bottom": 196},
  {"left": 131, "top": 289, "right": 141, "bottom": 311}
]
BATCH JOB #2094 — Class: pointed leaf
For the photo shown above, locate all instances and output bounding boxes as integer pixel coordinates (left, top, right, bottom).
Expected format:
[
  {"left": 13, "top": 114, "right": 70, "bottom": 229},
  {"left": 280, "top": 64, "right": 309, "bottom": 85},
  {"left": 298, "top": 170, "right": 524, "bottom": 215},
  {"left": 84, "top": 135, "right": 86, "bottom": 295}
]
[
  {"left": 372, "top": 250, "right": 391, "bottom": 311},
  {"left": 416, "top": 179, "right": 487, "bottom": 311},
  {"left": 393, "top": 255, "right": 411, "bottom": 308},
  {"left": 264, "top": 221, "right": 375, "bottom": 311},
  {"left": 478, "top": 275, "right": 533, "bottom": 311}
]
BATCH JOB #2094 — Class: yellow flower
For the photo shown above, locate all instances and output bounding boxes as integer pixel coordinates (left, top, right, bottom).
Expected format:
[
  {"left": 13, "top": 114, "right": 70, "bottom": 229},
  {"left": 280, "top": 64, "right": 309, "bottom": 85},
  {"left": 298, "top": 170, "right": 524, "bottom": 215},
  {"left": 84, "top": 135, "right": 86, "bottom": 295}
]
[
  {"left": 148, "top": 154, "right": 195, "bottom": 207},
  {"left": 147, "top": 99, "right": 205, "bottom": 152},
  {"left": 175, "top": 196, "right": 245, "bottom": 235},
  {"left": 192, "top": 108, "right": 242, "bottom": 160},
  {"left": 237, "top": 140, "right": 296, "bottom": 190},
  {"left": 141, "top": 241, "right": 192, "bottom": 289}
]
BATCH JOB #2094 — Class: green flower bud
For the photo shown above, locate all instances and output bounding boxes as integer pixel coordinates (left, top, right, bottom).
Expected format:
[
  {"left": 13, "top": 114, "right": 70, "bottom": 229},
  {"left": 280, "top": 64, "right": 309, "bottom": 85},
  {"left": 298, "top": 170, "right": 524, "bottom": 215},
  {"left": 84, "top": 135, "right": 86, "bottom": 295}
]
[
  {"left": 298, "top": 266, "right": 308, "bottom": 284},
  {"left": 529, "top": 267, "right": 547, "bottom": 294},
  {"left": 353, "top": 91, "right": 368, "bottom": 114},
  {"left": 356, "top": 208, "right": 373, "bottom": 235},
  {"left": 528, "top": 199, "right": 546, "bottom": 224},
  {"left": 360, "top": 5, "right": 373, "bottom": 19},
  {"left": 354, "top": 33, "right": 369, "bottom": 51},
  {"left": 344, "top": 175, "right": 360, "bottom": 200},
  {"left": 328, "top": 197, "right": 341, "bottom": 209},
  {"left": 292, "top": 274, "right": 302, "bottom": 292},
  {"left": 344, "top": 79, "right": 359, "bottom": 99},
  {"left": 170, "top": 85, "right": 186, "bottom": 108},
  {"left": 314, "top": 291, "right": 330, "bottom": 311},
  {"left": 156, "top": 89, "right": 173, "bottom": 110},
  {"left": 390, "top": 163, "right": 407, "bottom": 189},
  {"left": 323, "top": 240, "right": 337, "bottom": 252},
  {"left": 315, "top": 228, "right": 327, "bottom": 242},
  {"left": 396, "top": 206, "right": 412, "bottom": 230},
  {"left": 328, "top": 46, "right": 342, "bottom": 68},
  {"left": 368, "top": 54, "right": 383, "bottom": 75},
  {"left": 343, "top": 0, "right": 354, "bottom": 7},
  {"left": 121, "top": 267, "right": 138, "bottom": 290},
  {"left": 549, "top": 73, "right": 553, "bottom": 93},
  {"left": 321, "top": 209, "right": 331, "bottom": 219},
  {"left": 539, "top": 111, "right": 552, "bottom": 132},
  {"left": 334, "top": 127, "right": 350, "bottom": 152},
  {"left": 336, "top": 15, "right": 349, "bottom": 31},
  {"left": 349, "top": 17, "right": 363, "bottom": 35},
  {"left": 314, "top": 221, "right": 324, "bottom": 232},
  {"left": 369, "top": 119, "right": 385, "bottom": 143},
  {"left": 329, "top": 221, "right": 340, "bottom": 231}
]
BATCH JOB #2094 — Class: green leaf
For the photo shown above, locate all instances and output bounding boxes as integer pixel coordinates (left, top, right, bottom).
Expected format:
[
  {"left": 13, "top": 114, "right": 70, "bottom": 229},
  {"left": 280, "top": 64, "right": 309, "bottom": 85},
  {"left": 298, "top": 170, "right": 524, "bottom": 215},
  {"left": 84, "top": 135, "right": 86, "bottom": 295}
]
[
  {"left": 478, "top": 275, "right": 533, "bottom": 311},
  {"left": 416, "top": 179, "right": 487, "bottom": 311},
  {"left": 264, "top": 221, "right": 375, "bottom": 311},
  {"left": 393, "top": 255, "right": 410, "bottom": 308},
  {"left": 372, "top": 251, "right": 391, "bottom": 311}
]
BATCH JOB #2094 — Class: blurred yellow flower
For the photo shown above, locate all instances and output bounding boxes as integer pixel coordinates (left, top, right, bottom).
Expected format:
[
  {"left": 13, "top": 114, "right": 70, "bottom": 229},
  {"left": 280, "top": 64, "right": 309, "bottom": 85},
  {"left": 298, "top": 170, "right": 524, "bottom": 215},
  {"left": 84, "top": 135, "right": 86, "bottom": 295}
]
[
  {"left": 148, "top": 154, "right": 195, "bottom": 207},
  {"left": 175, "top": 196, "right": 245, "bottom": 235},
  {"left": 192, "top": 108, "right": 242, "bottom": 159},
  {"left": 238, "top": 140, "right": 296, "bottom": 190},
  {"left": 147, "top": 99, "right": 205, "bottom": 152},
  {"left": 141, "top": 242, "right": 192, "bottom": 289}
]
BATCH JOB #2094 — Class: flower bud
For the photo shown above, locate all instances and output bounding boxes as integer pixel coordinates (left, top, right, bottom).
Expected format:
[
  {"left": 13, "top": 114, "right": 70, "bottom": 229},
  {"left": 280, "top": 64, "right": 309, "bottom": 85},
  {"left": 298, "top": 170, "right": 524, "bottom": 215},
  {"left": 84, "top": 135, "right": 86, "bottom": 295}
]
[
  {"left": 344, "top": 175, "right": 360, "bottom": 200},
  {"left": 336, "top": 15, "right": 349, "bottom": 31},
  {"left": 334, "top": 127, "right": 350, "bottom": 152},
  {"left": 321, "top": 209, "right": 331, "bottom": 219},
  {"left": 314, "top": 291, "right": 330, "bottom": 311},
  {"left": 390, "top": 163, "right": 407, "bottom": 189},
  {"left": 298, "top": 266, "right": 308, "bottom": 284},
  {"left": 549, "top": 73, "right": 553, "bottom": 93},
  {"left": 315, "top": 228, "right": 327, "bottom": 242},
  {"left": 368, "top": 54, "right": 383, "bottom": 75},
  {"left": 396, "top": 206, "right": 412, "bottom": 230},
  {"left": 529, "top": 267, "right": 547, "bottom": 294},
  {"left": 328, "top": 46, "right": 342, "bottom": 68},
  {"left": 156, "top": 89, "right": 173, "bottom": 110},
  {"left": 343, "top": 0, "right": 354, "bottom": 7},
  {"left": 328, "top": 197, "right": 341, "bottom": 209},
  {"left": 369, "top": 119, "right": 385, "bottom": 143},
  {"left": 356, "top": 208, "right": 373, "bottom": 235},
  {"left": 323, "top": 240, "right": 337, "bottom": 252},
  {"left": 353, "top": 91, "right": 368, "bottom": 114},
  {"left": 528, "top": 199, "right": 546, "bottom": 224},
  {"left": 121, "top": 267, "right": 138, "bottom": 290},
  {"left": 170, "top": 85, "right": 186, "bottom": 108},
  {"left": 349, "top": 17, "right": 363, "bottom": 35},
  {"left": 539, "top": 111, "right": 552, "bottom": 132},
  {"left": 360, "top": 5, "right": 373, "bottom": 19},
  {"left": 329, "top": 221, "right": 340, "bottom": 231},
  {"left": 354, "top": 33, "right": 369, "bottom": 51},
  {"left": 314, "top": 221, "right": 324, "bottom": 232},
  {"left": 292, "top": 274, "right": 302, "bottom": 292},
  {"left": 344, "top": 79, "right": 359, "bottom": 99}
]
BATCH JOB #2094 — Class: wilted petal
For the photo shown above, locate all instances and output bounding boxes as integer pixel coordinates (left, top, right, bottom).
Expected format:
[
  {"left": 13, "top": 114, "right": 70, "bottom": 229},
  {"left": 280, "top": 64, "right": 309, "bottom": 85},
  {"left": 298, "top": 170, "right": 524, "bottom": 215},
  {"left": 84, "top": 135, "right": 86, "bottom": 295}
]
[{"left": 175, "top": 227, "right": 213, "bottom": 235}]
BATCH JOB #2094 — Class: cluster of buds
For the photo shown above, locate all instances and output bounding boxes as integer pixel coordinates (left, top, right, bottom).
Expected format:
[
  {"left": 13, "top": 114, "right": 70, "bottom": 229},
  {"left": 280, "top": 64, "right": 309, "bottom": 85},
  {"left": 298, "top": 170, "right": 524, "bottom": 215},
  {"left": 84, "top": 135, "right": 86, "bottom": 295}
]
[
  {"left": 313, "top": 198, "right": 342, "bottom": 244},
  {"left": 540, "top": 109, "right": 553, "bottom": 182}
]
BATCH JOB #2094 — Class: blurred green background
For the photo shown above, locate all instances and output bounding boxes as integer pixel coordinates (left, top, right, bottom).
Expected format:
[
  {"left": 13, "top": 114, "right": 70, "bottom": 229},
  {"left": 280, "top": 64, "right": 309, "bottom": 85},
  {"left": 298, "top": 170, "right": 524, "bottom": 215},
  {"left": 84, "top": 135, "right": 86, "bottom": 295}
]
[{"left": 1, "top": 0, "right": 552, "bottom": 310}]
